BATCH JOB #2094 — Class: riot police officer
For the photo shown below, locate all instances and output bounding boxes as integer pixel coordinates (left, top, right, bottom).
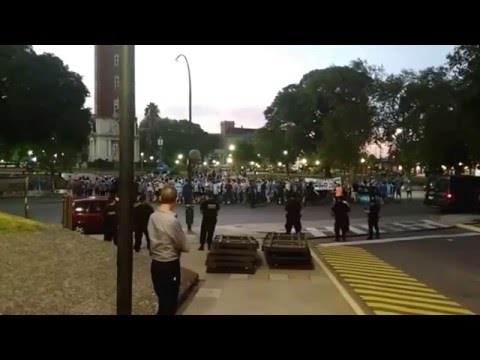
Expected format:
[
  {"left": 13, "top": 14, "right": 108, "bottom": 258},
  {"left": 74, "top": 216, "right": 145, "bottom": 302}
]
[
  {"left": 365, "top": 199, "right": 380, "bottom": 239},
  {"left": 331, "top": 196, "right": 350, "bottom": 242},
  {"left": 285, "top": 194, "right": 302, "bottom": 234},
  {"left": 199, "top": 191, "right": 220, "bottom": 250}
]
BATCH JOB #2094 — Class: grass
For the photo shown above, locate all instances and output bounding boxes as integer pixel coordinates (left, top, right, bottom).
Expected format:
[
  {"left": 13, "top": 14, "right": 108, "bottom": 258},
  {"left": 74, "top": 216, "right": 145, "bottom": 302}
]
[{"left": 0, "top": 212, "right": 46, "bottom": 234}]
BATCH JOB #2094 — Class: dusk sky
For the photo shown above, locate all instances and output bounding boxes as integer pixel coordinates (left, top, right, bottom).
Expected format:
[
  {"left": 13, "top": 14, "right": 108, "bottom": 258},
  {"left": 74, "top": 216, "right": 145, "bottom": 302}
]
[{"left": 33, "top": 45, "right": 455, "bottom": 134}]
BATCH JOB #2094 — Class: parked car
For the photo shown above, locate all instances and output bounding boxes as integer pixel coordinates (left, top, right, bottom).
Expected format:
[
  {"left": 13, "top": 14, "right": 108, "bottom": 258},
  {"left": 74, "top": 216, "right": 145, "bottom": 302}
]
[
  {"left": 425, "top": 175, "right": 480, "bottom": 213},
  {"left": 71, "top": 196, "right": 109, "bottom": 234}
]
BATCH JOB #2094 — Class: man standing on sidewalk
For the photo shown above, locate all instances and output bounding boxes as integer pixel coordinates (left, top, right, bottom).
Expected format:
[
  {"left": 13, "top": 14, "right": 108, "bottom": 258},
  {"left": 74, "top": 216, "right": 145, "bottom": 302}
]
[
  {"left": 199, "top": 191, "right": 220, "bottom": 250},
  {"left": 331, "top": 196, "right": 350, "bottom": 242},
  {"left": 364, "top": 199, "right": 380, "bottom": 240},
  {"left": 133, "top": 195, "right": 154, "bottom": 252},
  {"left": 148, "top": 185, "right": 190, "bottom": 315},
  {"left": 285, "top": 194, "right": 302, "bottom": 234}
]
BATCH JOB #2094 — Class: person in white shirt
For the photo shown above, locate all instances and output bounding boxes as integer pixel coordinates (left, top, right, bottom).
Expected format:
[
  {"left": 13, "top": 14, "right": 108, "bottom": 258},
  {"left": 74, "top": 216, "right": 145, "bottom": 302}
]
[{"left": 148, "top": 185, "right": 189, "bottom": 315}]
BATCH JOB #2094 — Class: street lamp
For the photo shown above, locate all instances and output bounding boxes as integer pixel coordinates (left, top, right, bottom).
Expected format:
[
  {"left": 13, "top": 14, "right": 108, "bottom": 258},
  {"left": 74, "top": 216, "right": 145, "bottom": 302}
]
[
  {"left": 283, "top": 150, "right": 288, "bottom": 155},
  {"left": 149, "top": 155, "right": 154, "bottom": 161},
  {"left": 175, "top": 160, "right": 179, "bottom": 165},
  {"left": 140, "top": 152, "right": 144, "bottom": 172},
  {"left": 360, "top": 158, "right": 366, "bottom": 164},
  {"left": 229, "top": 144, "right": 236, "bottom": 151},
  {"left": 178, "top": 154, "right": 184, "bottom": 160},
  {"left": 315, "top": 160, "right": 320, "bottom": 166},
  {"left": 227, "top": 157, "right": 233, "bottom": 164},
  {"left": 176, "top": 54, "right": 196, "bottom": 232}
]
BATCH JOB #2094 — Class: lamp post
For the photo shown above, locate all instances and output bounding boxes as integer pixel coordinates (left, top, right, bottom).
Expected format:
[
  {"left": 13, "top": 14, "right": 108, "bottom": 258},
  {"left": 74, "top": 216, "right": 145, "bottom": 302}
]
[
  {"left": 140, "top": 152, "right": 144, "bottom": 172},
  {"left": 117, "top": 45, "right": 135, "bottom": 315},
  {"left": 175, "top": 54, "right": 194, "bottom": 231},
  {"left": 283, "top": 150, "right": 290, "bottom": 177}
]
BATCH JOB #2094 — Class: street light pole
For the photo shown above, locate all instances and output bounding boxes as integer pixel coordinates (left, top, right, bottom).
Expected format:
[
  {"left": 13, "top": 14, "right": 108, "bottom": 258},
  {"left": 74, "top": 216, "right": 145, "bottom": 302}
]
[
  {"left": 117, "top": 45, "right": 135, "bottom": 315},
  {"left": 176, "top": 54, "right": 194, "bottom": 231}
]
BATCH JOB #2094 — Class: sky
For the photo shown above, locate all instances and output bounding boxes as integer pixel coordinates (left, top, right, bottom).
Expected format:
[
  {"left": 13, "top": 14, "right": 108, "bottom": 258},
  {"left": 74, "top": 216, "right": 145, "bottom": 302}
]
[{"left": 33, "top": 45, "right": 455, "bottom": 135}]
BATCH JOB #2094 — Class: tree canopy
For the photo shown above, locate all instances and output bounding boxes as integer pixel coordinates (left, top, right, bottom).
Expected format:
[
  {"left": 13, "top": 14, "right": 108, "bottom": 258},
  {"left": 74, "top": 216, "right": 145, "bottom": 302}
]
[{"left": 0, "top": 45, "right": 91, "bottom": 164}]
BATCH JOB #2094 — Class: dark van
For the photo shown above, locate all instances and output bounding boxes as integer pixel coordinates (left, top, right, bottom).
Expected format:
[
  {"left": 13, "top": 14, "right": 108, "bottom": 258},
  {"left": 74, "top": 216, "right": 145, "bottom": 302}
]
[{"left": 425, "top": 175, "right": 480, "bottom": 213}]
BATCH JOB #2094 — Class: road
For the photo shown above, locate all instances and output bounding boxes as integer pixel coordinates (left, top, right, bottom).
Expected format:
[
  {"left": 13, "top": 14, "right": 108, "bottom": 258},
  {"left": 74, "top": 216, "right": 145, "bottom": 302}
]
[
  {"left": 0, "top": 192, "right": 438, "bottom": 226},
  {"left": 313, "top": 228, "right": 480, "bottom": 314}
]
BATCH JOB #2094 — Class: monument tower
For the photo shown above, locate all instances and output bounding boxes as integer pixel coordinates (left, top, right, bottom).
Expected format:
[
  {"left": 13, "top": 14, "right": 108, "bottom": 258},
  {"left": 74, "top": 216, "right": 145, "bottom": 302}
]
[{"left": 88, "top": 45, "right": 140, "bottom": 164}]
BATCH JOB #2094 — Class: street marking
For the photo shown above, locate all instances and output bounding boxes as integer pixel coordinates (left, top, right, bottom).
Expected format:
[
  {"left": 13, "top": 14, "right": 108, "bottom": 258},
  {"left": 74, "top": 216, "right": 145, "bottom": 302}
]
[
  {"left": 348, "top": 226, "right": 368, "bottom": 235},
  {"left": 315, "top": 246, "right": 475, "bottom": 315},
  {"left": 325, "top": 226, "right": 335, "bottom": 233},
  {"left": 357, "top": 224, "right": 386, "bottom": 233},
  {"left": 309, "top": 249, "right": 366, "bottom": 315},
  {"left": 456, "top": 223, "right": 480, "bottom": 233},
  {"left": 306, "top": 227, "right": 328, "bottom": 238},
  {"left": 392, "top": 222, "right": 423, "bottom": 231},
  {"left": 354, "top": 289, "right": 460, "bottom": 306},
  {"left": 422, "top": 219, "right": 450, "bottom": 228},
  {"left": 318, "top": 232, "right": 479, "bottom": 247},
  {"left": 416, "top": 222, "right": 438, "bottom": 229}
]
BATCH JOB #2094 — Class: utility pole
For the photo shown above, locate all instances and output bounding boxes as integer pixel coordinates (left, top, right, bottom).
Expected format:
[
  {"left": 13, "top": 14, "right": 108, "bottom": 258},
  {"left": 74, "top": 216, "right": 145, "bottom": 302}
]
[{"left": 117, "top": 45, "right": 135, "bottom": 315}]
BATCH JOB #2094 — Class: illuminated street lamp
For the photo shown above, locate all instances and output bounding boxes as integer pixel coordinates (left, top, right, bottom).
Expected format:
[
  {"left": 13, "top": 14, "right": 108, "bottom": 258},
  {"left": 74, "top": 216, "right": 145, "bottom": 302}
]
[
  {"left": 175, "top": 160, "right": 179, "bottom": 165},
  {"left": 315, "top": 160, "right": 320, "bottom": 166},
  {"left": 178, "top": 154, "right": 184, "bottom": 160},
  {"left": 278, "top": 162, "right": 282, "bottom": 167},
  {"left": 203, "top": 161, "right": 207, "bottom": 166},
  {"left": 229, "top": 144, "right": 235, "bottom": 151},
  {"left": 360, "top": 158, "right": 366, "bottom": 164},
  {"left": 149, "top": 156, "right": 154, "bottom": 161},
  {"left": 301, "top": 158, "right": 307, "bottom": 165},
  {"left": 27, "top": 150, "right": 33, "bottom": 156},
  {"left": 226, "top": 157, "right": 233, "bottom": 164},
  {"left": 257, "top": 154, "right": 261, "bottom": 158},
  {"left": 283, "top": 150, "right": 288, "bottom": 155}
]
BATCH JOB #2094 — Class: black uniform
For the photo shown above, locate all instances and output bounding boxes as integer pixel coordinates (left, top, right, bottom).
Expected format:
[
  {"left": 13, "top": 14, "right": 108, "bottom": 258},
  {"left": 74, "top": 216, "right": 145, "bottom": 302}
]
[
  {"left": 133, "top": 201, "right": 154, "bottom": 252},
  {"left": 331, "top": 199, "right": 350, "bottom": 242},
  {"left": 103, "top": 197, "right": 118, "bottom": 245},
  {"left": 285, "top": 197, "right": 302, "bottom": 234},
  {"left": 365, "top": 201, "right": 380, "bottom": 239},
  {"left": 199, "top": 197, "right": 219, "bottom": 250}
]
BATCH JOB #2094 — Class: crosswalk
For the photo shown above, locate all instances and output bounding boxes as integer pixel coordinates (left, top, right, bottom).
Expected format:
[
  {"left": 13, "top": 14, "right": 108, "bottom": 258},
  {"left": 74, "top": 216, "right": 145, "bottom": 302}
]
[{"left": 274, "top": 219, "right": 450, "bottom": 238}]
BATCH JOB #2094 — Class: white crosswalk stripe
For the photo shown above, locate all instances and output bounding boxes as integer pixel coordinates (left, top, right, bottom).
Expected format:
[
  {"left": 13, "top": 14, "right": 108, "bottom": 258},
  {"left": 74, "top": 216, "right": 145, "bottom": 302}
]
[
  {"left": 422, "top": 219, "right": 450, "bottom": 228},
  {"left": 306, "top": 227, "right": 329, "bottom": 238},
  {"left": 357, "top": 224, "right": 387, "bottom": 234},
  {"left": 299, "top": 219, "right": 449, "bottom": 238},
  {"left": 348, "top": 225, "right": 368, "bottom": 235}
]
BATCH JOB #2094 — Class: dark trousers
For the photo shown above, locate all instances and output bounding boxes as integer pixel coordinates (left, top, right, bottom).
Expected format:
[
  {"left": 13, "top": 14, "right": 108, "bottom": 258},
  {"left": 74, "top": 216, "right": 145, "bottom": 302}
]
[
  {"left": 285, "top": 216, "right": 301, "bottom": 234},
  {"left": 134, "top": 227, "right": 150, "bottom": 251},
  {"left": 368, "top": 219, "right": 379, "bottom": 238},
  {"left": 200, "top": 220, "right": 216, "bottom": 246},
  {"left": 151, "top": 259, "right": 181, "bottom": 315},
  {"left": 103, "top": 215, "right": 118, "bottom": 245},
  {"left": 334, "top": 221, "right": 348, "bottom": 241}
]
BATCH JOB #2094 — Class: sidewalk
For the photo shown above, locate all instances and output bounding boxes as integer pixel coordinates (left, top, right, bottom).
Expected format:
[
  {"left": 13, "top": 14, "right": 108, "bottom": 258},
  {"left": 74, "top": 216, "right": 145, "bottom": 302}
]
[
  {"left": 177, "top": 234, "right": 355, "bottom": 315},
  {"left": 87, "top": 232, "right": 356, "bottom": 314}
]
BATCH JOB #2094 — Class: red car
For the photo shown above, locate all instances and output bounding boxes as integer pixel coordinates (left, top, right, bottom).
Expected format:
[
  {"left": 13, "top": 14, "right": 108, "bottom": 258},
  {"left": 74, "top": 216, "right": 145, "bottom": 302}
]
[{"left": 72, "top": 196, "right": 109, "bottom": 234}]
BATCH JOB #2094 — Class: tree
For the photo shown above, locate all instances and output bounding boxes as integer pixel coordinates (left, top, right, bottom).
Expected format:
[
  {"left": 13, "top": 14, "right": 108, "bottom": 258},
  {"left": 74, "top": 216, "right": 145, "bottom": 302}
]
[
  {"left": 233, "top": 139, "right": 256, "bottom": 166},
  {"left": 448, "top": 45, "right": 480, "bottom": 162},
  {"left": 0, "top": 46, "right": 91, "bottom": 162},
  {"left": 140, "top": 116, "right": 220, "bottom": 166}
]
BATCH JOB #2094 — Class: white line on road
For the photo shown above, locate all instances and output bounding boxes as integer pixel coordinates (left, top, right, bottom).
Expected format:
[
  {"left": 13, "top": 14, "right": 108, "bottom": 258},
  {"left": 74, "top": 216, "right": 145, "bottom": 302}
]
[
  {"left": 422, "top": 219, "right": 450, "bottom": 228},
  {"left": 318, "top": 232, "right": 479, "bottom": 247},
  {"left": 309, "top": 249, "right": 366, "bottom": 315},
  {"left": 348, "top": 226, "right": 368, "bottom": 235},
  {"left": 306, "top": 227, "right": 328, "bottom": 238},
  {"left": 392, "top": 222, "right": 423, "bottom": 231}
]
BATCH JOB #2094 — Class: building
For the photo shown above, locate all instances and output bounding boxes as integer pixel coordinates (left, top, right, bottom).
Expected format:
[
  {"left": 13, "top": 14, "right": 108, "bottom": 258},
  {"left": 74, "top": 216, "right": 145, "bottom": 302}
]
[
  {"left": 88, "top": 45, "right": 140, "bottom": 164},
  {"left": 220, "top": 121, "right": 256, "bottom": 148}
]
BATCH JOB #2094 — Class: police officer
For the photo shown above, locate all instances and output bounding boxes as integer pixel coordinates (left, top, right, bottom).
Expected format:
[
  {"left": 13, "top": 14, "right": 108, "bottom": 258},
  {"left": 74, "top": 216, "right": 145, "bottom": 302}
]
[
  {"left": 199, "top": 191, "right": 220, "bottom": 250},
  {"left": 133, "top": 195, "right": 154, "bottom": 252},
  {"left": 103, "top": 193, "right": 118, "bottom": 245},
  {"left": 285, "top": 193, "right": 302, "bottom": 234},
  {"left": 331, "top": 196, "right": 350, "bottom": 242},
  {"left": 365, "top": 199, "right": 380, "bottom": 239}
]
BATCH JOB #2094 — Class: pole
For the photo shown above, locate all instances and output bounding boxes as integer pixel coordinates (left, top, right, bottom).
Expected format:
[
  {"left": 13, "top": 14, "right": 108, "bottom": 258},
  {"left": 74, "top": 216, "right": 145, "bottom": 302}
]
[
  {"left": 176, "top": 54, "right": 194, "bottom": 232},
  {"left": 24, "top": 174, "right": 29, "bottom": 218},
  {"left": 117, "top": 45, "right": 135, "bottom": 315}
]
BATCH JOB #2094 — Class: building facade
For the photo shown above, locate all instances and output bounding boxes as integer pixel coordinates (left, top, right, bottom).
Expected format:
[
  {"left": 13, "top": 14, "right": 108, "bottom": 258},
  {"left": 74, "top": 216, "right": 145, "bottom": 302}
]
[
  {"left": 88, "top": 45, "right": 140, "bottom": 163},
  {"left": 220, "top": 120, "right": 256, "bottom": 148}
]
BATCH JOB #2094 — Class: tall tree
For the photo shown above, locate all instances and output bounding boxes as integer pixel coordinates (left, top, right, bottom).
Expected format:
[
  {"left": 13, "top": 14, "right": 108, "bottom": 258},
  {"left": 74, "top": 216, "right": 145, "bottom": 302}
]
[{"left": 0, "top": 46, "right": 91, "bottom": 161}]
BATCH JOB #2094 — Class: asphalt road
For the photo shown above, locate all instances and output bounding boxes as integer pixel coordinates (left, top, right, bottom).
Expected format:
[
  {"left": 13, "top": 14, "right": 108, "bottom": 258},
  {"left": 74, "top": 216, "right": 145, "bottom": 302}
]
[
  {"left": 0, "top": 194, "right": 439, "bottom": 226},
  {"left": 315, "top": 228, "right": 480, "bottom": 314}
]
